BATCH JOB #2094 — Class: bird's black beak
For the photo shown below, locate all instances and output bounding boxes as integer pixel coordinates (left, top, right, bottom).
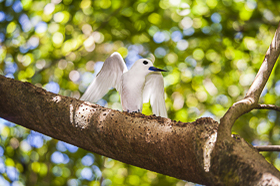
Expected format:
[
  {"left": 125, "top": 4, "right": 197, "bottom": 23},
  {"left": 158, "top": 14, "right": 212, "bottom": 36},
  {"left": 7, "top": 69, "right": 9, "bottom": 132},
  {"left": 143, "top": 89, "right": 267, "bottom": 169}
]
[{"left": 149, "top": 66, "right": 167, "bottom": 72}]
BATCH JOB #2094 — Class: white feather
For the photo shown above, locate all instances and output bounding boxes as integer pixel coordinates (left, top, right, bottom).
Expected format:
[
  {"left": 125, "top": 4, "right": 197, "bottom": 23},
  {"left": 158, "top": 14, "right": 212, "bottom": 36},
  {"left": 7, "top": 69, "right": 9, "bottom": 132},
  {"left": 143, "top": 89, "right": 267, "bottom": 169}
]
[
  {"left": 80, "top": 52, "right": 127, "bottom": 102},
  {"left": 143, "top": 72, "right": 167, "bottom": 117},
  {"left": 81, "top": 52, "right": 168, "bottom": 117}
]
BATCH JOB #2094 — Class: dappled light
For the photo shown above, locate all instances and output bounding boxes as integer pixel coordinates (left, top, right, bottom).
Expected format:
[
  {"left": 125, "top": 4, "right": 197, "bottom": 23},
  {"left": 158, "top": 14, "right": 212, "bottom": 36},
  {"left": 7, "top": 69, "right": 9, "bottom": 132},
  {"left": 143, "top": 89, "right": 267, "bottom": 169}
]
[
  {"left": 259, "top": 173, "right": 280, "bottom": 185},
  {"left": 203, "top": 132, "right": 217, "bottom": 172},
  {"left": 52, "top": 96, "right": 61, "bottom": 103},
  {"left": 71, "top": 103, "right": 96, "bottom": 129}
]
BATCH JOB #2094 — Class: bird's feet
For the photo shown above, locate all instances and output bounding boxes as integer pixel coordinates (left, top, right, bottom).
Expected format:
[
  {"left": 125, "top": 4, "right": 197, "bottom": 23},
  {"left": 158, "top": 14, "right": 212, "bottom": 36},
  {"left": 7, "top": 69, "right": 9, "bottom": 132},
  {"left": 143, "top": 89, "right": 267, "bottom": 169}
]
[{"left": 126, "top": 109, "right": 141, "bottom": 113}]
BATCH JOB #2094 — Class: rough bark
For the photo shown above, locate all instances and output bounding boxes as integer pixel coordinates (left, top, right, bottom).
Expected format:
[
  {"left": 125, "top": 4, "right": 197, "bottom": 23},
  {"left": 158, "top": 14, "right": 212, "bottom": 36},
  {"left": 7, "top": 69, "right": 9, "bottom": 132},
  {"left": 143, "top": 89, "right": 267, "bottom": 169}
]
[
  {"left": 255, "top": 145, "right": 280, "bottom": 151},
  {"left": 1, "top": 75, "right": 280, "bottom": 185}
]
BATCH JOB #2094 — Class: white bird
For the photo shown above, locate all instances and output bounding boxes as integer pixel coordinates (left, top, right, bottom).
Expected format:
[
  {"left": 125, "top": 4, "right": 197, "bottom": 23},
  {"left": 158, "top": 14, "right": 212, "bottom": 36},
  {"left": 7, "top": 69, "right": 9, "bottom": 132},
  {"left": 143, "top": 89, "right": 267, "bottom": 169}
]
[{"left": 80, "top": 52, "right": 168, "bottom": 117}]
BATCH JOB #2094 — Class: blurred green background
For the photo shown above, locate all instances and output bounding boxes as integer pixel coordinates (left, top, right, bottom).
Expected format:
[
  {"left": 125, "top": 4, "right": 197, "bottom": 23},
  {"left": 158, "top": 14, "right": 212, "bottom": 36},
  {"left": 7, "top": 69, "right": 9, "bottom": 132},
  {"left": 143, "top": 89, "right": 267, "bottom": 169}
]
[{"left": 0, "top": 0, "right": 280, "bottom": 185}]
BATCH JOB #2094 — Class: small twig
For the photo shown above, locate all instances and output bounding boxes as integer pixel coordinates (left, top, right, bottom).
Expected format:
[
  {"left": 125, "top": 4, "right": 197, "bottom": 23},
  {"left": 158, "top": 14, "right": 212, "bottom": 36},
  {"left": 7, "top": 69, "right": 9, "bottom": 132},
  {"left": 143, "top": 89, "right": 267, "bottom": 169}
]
[
  {"left": 255, "top": 145, "right": 280, "bottom": 151},
  {"left": 256, "top": 104, "right": 280, "bottom": 112}
]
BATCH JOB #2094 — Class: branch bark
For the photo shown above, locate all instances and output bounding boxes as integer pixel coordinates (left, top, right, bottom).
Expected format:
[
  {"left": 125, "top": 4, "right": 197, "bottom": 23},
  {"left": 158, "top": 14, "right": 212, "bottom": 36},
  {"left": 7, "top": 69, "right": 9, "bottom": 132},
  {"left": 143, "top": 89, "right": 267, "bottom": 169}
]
[
  {"left": 1, "top": 75, "right": 280, "bottom": 185},
  {"left": 256, "top": 104, "right": 280, "bottom": 112},
  {"left": 0, "top": 75, "right": 211, "bottom": 184},
  {"left": 255, "top": 145, "right": 280, "bottom": 152},
  {"left": 219, "top": 22, "right": 280, "bottom": 136}
]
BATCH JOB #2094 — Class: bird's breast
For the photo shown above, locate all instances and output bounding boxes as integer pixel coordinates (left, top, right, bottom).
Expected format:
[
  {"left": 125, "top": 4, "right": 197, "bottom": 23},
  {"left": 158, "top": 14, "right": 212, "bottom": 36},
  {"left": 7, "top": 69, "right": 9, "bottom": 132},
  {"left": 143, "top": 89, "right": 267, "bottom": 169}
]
[{"left": 120, "top": 75, "right": 145, "bottom": 112}]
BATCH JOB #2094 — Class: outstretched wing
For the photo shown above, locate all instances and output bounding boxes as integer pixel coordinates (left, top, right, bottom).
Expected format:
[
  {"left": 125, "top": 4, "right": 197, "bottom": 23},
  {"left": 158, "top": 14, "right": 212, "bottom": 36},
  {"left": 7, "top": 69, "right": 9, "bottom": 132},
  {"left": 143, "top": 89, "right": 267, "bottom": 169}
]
[
  {"left": 80, "top": 52, "right": 127, "bottom": 102},
  {"left": 143, "top": 72, "right": 167, "bottom": 117}
]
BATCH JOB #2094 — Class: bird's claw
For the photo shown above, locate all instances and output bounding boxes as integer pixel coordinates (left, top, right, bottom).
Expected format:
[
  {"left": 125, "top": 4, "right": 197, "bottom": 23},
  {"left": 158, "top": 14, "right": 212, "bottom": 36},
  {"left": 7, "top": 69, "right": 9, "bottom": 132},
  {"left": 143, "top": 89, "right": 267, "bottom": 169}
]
[
  {"left": 126, "top": 109, "right": 141, "bottom": 113},
  {"left": 133, "top": 109, "right": 140, "bottom": 113}
]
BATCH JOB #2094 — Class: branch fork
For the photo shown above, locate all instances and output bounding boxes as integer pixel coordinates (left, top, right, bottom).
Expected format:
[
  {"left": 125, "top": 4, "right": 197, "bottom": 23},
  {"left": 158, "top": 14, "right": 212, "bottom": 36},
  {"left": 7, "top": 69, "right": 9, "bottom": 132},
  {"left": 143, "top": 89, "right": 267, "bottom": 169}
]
[{"left": 219, "top": 22, "right": 280, "bottom": 136}]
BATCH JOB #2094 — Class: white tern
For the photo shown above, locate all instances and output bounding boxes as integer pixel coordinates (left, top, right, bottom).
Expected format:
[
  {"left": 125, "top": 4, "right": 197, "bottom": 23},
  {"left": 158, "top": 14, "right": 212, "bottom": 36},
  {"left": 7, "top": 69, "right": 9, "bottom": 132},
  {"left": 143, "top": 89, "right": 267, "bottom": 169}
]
[{"left": 80, "top": 52, "right": 168, "bottom": 117}]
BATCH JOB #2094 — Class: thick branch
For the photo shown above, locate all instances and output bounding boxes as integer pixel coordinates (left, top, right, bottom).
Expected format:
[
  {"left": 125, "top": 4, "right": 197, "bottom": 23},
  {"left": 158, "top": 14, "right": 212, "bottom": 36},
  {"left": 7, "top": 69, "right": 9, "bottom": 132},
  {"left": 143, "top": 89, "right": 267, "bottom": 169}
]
[
  {"left": 220, "top": 22, "right": 280, "bottom": 136},
  {"left": 1, "top": 75, "right": 280, "bottom": 185},
  {"left": 0, "top": 75, "right": 211, "bottom": 185}
]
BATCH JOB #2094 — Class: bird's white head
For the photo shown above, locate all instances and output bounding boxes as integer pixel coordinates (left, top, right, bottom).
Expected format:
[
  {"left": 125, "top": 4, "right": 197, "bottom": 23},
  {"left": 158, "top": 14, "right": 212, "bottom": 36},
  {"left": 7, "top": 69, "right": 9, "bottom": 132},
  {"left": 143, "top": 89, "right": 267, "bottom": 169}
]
[{"left": 130, "top": 59, "right": 167, "bottom": 76}]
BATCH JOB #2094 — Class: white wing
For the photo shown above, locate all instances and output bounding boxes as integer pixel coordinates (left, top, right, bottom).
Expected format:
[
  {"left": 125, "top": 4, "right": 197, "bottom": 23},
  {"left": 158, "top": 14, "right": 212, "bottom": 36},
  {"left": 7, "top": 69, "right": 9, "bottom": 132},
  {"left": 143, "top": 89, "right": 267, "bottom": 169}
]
[
  {"left": 143, "top": 72, "right": 167, "bottom": 117},
  {"left": 80, "top": 52, "right": 127, "bottom": 102}
]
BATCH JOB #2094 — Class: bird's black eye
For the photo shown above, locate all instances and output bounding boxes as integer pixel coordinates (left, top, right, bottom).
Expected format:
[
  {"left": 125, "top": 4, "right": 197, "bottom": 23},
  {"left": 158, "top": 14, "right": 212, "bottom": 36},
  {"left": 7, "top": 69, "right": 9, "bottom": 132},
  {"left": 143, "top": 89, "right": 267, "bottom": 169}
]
[{"left": 143, "top": 60, "right": 148, "bottom": 65}]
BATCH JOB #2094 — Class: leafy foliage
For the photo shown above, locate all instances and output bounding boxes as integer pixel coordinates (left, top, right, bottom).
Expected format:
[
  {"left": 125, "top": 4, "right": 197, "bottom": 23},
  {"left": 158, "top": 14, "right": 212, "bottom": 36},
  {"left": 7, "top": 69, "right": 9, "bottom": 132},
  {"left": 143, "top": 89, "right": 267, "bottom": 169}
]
[{"left": 0, "top": 0, "right": 280, "bottom": 185}]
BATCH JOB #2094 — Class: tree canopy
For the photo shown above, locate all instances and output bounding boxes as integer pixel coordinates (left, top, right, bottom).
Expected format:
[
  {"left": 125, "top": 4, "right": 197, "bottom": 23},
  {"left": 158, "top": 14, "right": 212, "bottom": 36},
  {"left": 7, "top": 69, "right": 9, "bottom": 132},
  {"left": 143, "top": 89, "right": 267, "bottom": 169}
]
[{"left": 0, "top": 0, "right": 280, "bottom": 185}]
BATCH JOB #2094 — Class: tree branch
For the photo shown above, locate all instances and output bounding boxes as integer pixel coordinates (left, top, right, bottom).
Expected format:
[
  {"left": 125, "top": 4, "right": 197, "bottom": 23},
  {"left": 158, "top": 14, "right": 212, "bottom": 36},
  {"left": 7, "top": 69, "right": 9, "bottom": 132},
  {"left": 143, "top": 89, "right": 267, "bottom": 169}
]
[
  {"left": 256, "top": 104, "right": 280, "bottom": 112},
  {"left": 1, "top": 75, "right": 280, "bottom": 185},
  {"left": 0, "top": 75, "right": 211, "bottom": 185},
  {"left": 219, "top": 22, "right": 280, "bottom": 136},
  {"left": 255, "top": 145, "right": 280, "bottom": 151}
]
